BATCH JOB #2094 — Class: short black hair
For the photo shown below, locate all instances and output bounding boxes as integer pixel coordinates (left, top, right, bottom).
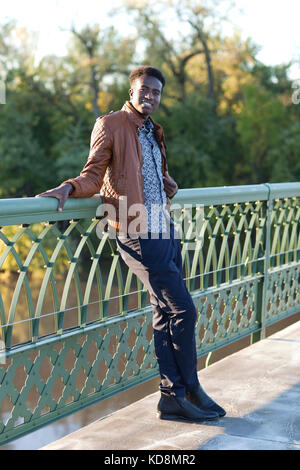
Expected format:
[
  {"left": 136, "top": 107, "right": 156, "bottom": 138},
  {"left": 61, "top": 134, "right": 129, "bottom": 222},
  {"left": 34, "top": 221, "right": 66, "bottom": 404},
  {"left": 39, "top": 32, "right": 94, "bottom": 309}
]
[{"left": 129, "top": 66, "right": 166, "bottom": 88}]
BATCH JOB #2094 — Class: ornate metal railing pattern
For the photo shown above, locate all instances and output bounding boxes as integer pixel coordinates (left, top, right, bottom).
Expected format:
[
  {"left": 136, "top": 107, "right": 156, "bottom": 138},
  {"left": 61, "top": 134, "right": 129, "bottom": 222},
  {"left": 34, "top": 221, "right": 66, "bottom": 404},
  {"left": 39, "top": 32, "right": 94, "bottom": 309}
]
[{"left": 0, "top": 183, "right": 299, "bottom": 444}]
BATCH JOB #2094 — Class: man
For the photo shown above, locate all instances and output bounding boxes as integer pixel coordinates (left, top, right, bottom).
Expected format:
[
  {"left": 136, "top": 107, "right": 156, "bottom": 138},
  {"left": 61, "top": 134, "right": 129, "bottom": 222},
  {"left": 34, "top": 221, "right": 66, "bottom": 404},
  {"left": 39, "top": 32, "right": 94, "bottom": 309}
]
[{"left": 37, "top": 66, "right": 225, "bottom": 422}]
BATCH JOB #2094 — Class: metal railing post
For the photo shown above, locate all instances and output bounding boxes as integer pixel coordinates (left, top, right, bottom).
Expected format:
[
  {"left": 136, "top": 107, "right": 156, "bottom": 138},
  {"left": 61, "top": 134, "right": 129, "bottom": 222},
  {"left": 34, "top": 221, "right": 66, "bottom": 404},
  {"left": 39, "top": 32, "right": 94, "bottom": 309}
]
[
  {"left": 251, "top": 183, "right": 273, "bottom": 343},
  {"left": 261, "top": 184, "right": 274, "bottom": 339}
]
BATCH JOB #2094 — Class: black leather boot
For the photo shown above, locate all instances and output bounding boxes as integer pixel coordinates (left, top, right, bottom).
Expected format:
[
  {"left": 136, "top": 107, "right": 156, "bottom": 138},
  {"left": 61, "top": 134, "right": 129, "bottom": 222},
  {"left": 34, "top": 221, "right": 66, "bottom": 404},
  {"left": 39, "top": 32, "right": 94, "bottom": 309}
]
[
  {"left": 186, "top": 385, "right": 226, "bottom": 417},
  {"left": 157, "top": 392, "right": 219, "bottom": 422}
]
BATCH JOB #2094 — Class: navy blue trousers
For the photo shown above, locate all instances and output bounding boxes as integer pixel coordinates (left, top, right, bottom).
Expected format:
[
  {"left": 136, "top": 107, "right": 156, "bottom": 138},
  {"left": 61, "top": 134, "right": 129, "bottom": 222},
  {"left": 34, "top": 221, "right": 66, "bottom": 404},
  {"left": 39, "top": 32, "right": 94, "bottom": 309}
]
[{"left": 116, "top": 225, "right": 200, "bottom": 397}]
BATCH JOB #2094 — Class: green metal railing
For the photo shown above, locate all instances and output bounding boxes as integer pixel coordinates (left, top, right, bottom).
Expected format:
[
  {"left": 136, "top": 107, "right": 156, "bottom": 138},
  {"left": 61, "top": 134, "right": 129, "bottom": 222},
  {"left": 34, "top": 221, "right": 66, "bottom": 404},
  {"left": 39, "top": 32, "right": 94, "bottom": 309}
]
[{"left": 0, "top": 182, "right": 299, "bottom": 444}]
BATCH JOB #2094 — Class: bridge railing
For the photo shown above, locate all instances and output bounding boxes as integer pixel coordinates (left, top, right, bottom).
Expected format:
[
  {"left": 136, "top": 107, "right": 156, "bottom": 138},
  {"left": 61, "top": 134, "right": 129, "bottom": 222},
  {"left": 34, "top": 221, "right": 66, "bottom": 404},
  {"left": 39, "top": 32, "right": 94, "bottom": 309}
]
[{"left": 0, "top": 182, "right": 299, "bottom": 444}]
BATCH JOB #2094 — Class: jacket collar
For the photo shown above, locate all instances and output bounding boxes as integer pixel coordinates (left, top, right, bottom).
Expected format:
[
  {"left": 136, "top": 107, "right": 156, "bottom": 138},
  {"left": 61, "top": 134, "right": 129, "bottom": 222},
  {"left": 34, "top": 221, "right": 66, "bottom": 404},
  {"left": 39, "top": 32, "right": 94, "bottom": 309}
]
[
  {"left": 122, "top": 101, "right": 146, "bottom": 128},
  {"left": 122, "top": 101, "right": 164, "bottom": 139}
]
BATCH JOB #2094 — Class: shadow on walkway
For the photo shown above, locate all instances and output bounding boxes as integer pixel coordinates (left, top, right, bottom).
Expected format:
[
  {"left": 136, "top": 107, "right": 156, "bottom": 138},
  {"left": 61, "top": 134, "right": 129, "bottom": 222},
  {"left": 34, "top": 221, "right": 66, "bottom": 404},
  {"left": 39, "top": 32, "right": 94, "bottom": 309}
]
[{"left": 198, "top": 380, "right": 300, "bottom": 450}]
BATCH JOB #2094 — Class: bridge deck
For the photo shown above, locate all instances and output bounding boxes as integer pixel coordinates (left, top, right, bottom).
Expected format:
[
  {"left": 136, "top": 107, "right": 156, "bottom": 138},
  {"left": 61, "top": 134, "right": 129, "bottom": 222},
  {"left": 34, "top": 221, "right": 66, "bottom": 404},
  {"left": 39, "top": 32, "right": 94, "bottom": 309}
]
[{"left": 41, "top": 321, "right": 300, "bottom": 451}]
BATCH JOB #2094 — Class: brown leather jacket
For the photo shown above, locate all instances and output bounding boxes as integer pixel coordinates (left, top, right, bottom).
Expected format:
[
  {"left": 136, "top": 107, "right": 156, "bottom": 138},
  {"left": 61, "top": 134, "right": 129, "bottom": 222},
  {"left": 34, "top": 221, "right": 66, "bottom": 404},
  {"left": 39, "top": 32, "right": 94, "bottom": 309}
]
[{"left": 64, "top": 101, "right": 178, "bottom": 231}]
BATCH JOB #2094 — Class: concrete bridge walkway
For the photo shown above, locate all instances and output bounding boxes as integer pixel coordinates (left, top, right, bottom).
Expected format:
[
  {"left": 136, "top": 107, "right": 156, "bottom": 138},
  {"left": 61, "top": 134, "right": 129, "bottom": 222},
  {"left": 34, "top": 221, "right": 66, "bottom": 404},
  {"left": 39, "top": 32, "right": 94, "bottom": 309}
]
[{"left": 41, "top": 321, "right": 300, "bottom": 451}]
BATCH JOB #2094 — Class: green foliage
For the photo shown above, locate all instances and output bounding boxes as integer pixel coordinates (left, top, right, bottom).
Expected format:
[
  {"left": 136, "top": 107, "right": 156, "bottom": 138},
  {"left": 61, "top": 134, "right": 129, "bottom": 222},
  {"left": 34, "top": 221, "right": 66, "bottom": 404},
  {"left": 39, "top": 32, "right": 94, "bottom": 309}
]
[
  {"left": 267, "top": 122, "right": 300, "bottom": 182},
  {"left": 0, "top": 4, "right": 299, "bottom": 203},
  {"left": 158, "top": 95, "right": 240, "bottom": 187},
  {"left": 53, "top": 122, "right": 89, "bottom": 181},
  {"left": 0, "top": 94, "right": 50, "bottom": 197},
  {"left": 236, "top": 83, "right": 288, "bottom": 183}
]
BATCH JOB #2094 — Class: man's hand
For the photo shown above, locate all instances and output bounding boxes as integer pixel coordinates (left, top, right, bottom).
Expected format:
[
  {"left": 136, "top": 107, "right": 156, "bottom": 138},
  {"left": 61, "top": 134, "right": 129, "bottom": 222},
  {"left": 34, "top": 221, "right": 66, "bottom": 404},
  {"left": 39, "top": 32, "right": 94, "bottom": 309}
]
[
  {"left": 35, "top": 183, "right": 74, "bottom": 212},
  {"left": 163, "top": 173, "right": 178, "bottom": 199}
]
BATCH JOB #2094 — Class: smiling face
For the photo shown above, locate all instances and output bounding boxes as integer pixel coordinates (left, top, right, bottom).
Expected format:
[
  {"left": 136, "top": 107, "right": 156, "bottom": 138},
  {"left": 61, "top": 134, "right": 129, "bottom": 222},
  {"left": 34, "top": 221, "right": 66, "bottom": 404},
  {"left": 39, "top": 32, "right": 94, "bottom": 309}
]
[{"left": 129, "top": 75, "right": 163, "bottom": 117}]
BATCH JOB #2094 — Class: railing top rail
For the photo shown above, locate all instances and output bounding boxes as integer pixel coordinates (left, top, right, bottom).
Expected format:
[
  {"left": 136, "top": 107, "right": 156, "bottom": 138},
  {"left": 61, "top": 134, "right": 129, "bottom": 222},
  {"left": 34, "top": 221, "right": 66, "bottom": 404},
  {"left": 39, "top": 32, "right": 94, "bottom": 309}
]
[
  {"left": 265, "top": 182, "right": 300, "bottom": 199},
  {"left": 0, "top": 182, "right": 299, "bottom": 226},
  {"left": 173, "top": 184, "right": 269, "bottom": 206},
  {"left": 0, "top": 194, "right": 101, "bottom": 226}
]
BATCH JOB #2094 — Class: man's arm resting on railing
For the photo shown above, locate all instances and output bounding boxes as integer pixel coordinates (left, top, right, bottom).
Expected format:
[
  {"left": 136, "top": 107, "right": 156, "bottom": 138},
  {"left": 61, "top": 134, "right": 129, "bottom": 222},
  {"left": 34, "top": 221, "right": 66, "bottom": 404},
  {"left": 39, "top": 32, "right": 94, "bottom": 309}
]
[{"left": 35, "top": 118, "right": 113, "bottom": 211}]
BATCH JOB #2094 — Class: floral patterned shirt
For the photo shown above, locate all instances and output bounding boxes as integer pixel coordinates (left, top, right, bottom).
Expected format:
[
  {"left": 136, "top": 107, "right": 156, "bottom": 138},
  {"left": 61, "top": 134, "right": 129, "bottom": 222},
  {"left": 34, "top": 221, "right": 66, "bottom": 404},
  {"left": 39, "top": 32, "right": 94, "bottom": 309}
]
[{"left": 138, "top": 118, "right": 168, "bottom": 234}]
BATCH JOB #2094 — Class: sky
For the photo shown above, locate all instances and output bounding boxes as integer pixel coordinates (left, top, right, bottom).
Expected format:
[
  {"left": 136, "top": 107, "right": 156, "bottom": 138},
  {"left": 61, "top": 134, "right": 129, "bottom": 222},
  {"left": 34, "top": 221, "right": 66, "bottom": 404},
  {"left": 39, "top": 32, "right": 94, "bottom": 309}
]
[{"left": 2, "top": 0, "right": 300, "bottom": 79}]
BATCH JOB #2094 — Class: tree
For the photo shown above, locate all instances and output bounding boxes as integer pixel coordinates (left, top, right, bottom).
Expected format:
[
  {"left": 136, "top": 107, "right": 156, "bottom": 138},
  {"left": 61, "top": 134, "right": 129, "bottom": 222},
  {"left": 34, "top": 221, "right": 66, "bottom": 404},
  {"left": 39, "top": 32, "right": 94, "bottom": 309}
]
[
  {"left": 54, "top": 122, "right": 89, "bottom": 182},
  {"left": 236, "top": 83, "right": 287, "bottom": 184},
  {"left": 157, "top": 94, "right": 240, "bottom": 188},
  {"left": 65, "top": 24, "right": 136, "bottom": 118},
  {"left": 267, "top": 122, "right": 300, "bottom": 183},
  {"left": 123, "top": 0, "right": 242, "bottom": 108},
  {"left": 0, "top": 95, "right": 50, "bottom": 197}
]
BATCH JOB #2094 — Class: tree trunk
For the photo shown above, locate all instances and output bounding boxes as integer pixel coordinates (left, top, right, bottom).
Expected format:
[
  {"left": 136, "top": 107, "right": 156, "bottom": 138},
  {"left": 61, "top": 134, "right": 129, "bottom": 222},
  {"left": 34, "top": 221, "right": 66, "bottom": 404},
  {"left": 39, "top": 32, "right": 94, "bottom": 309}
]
[{"left": 90, "top": 63, "right": 100, "bottom": 119}]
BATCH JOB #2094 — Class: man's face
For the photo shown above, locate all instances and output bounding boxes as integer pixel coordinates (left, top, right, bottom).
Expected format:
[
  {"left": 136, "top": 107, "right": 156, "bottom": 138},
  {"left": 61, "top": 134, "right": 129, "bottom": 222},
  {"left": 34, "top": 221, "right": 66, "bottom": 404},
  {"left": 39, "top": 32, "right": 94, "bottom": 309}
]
[{"left": 129, "top": 75, "right": 162, "bottom": 116}]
